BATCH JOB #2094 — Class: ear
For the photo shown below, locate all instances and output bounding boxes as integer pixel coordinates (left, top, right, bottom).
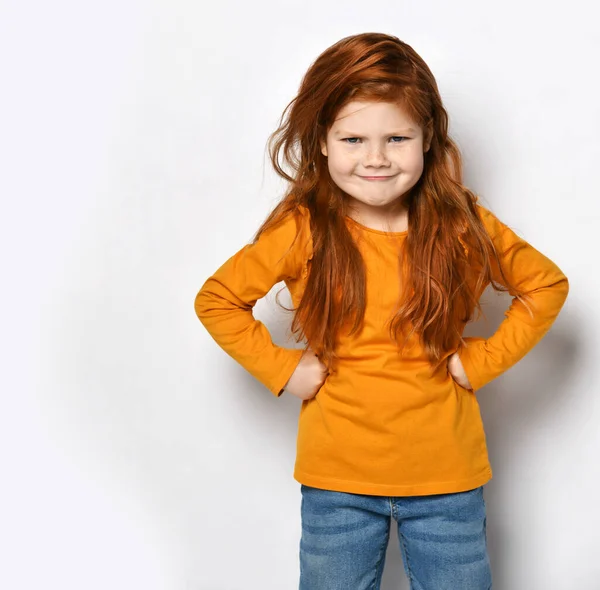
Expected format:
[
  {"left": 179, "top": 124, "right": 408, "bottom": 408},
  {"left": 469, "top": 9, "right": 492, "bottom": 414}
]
[
  {"left": 423, "top": 124, "right": 433, "bottom": 153},
  {"left": 320, "top": 139, "right": 328, "bottom": 157}
]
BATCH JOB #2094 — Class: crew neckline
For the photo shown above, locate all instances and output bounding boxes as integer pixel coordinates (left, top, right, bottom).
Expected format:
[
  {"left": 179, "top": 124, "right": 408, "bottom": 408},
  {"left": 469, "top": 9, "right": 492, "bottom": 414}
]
[{"left": 345, "top": 214, "right": 408, "bottom": 237}]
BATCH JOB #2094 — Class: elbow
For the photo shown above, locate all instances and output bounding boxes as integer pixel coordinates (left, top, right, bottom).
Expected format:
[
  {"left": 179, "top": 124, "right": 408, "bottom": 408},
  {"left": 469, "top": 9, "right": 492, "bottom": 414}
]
[
  {"left": 194, "top": 285, "right": 210, "bottom": 323},
  {"left": 559, "top": 274, "right": 570, "bottom": 301},
  {"left": 553, "top": 274, "right": 570, "bottom": 312}
]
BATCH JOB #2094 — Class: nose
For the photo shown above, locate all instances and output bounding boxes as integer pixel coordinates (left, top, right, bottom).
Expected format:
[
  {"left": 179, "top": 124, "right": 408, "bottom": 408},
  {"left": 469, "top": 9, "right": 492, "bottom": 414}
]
[{"left": 363, "top": 146, "right": 390, "bottom": 167}]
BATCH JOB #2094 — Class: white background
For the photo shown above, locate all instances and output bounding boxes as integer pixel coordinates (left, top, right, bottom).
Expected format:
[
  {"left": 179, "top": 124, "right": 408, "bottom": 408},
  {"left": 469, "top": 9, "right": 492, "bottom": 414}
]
[{"left": 1, "top": 0, "right": 598, "bottom": 588}]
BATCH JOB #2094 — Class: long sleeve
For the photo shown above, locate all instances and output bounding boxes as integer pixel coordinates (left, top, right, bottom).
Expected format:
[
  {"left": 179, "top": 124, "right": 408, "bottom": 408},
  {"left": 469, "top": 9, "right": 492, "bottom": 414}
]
[
  {"left": 194, "top": 207, "right": 312, "bottom": 397},
  {"left": 458, "top": 204, "right": 569, "bottom": 392}
]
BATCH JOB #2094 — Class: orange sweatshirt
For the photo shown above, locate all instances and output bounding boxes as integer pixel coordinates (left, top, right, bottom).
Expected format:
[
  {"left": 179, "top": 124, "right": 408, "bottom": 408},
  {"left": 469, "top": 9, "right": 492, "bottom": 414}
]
[{"left": 194, "top": 204, "right": 569, "bottom": 496}]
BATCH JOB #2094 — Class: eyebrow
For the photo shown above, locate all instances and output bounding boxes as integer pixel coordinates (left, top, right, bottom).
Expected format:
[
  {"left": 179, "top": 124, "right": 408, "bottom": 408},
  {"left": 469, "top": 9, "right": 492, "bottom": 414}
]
[{"left": 333, "top": 128, "right": 417, "bottom": 136}]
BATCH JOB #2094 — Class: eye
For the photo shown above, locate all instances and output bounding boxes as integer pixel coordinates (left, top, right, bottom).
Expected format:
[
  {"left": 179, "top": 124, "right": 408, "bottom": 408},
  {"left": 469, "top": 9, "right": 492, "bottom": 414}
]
[{"left": 341, "top": 136, "right": 410, "bottom": 144}]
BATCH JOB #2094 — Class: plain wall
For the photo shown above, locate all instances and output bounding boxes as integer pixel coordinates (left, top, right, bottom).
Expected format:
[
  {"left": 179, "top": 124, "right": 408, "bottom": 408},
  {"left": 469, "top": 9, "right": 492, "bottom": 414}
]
[{"left": 1, "top": 0, "right": 598, "bottom": 588}]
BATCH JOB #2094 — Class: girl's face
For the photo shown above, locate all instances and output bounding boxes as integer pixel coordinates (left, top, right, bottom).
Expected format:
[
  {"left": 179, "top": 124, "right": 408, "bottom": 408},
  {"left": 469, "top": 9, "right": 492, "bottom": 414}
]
[{"left": 320, "top": 100, "right": 430, "bottom": 216}]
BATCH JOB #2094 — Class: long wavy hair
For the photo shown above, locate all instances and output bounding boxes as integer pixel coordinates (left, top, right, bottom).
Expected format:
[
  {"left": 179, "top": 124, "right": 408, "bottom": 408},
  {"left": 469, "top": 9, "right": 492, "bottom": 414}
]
[{"left": 254, "top": 32, "right": 532, "bottom": 374}]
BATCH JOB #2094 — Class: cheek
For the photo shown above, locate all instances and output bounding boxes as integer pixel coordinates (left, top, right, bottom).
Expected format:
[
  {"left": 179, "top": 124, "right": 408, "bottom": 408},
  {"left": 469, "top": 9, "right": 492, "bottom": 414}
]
[
  {"left": 403, "top": 150, "right": 425, "bottom": 174},
  {"left": 328, "top": 153, "right": 357, "bottom": 176}
]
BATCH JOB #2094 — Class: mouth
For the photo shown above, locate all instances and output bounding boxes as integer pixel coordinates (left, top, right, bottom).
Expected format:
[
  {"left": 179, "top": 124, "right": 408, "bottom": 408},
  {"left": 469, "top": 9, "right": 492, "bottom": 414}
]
[{"left": 359, "top": 175, "right": 396, "bottom": 181}]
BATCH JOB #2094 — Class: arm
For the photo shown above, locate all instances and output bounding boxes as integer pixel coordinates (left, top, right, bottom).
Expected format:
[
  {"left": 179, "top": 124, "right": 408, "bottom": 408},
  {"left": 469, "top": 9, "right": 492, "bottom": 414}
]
[
  {"left": 194, "top": 207, "right": 311, "bottom": 397},
  {"left": 458, "top": 205, "right": 570, "bottom": 392}
]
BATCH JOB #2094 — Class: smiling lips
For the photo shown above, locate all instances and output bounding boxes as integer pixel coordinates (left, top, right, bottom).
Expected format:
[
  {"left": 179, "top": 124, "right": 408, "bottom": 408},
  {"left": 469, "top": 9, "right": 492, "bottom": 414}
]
[{"left": 359, "top": 175, "right": 396, "bottom": 180}]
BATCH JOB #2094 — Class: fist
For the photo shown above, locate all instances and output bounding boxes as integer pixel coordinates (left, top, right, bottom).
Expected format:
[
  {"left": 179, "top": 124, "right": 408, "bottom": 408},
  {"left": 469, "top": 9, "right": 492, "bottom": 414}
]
[
  {"left": 282, "top": 349, "right": 329, "bottom": 401},
  {"left": 447, "top": 351, "right": 473, "bottom": 390}
]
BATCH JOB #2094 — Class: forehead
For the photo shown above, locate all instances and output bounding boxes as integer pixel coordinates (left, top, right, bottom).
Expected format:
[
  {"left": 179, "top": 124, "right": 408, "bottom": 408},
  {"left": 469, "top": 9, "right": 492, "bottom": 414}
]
[{"left": 330, "top": 100, "right": 420, "bottom": 131}]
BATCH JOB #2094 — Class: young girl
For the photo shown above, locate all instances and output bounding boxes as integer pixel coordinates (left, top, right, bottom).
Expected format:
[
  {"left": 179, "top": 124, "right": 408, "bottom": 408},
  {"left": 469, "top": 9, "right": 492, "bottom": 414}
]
[{"left": 194, "top": 33, "right": 569, "bottom": 590}]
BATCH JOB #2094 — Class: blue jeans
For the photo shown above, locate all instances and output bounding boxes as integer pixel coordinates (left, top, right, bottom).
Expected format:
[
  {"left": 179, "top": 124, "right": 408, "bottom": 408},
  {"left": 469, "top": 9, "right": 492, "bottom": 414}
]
[{"left": 299, "top": 484, "right": 492, "bottom": 590}]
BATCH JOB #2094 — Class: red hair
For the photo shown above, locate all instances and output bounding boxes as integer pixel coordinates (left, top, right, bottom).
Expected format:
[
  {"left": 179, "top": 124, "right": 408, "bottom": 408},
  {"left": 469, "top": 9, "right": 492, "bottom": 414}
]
[{"left": 255, "top": 32, "right": 531, "bottom": 374}]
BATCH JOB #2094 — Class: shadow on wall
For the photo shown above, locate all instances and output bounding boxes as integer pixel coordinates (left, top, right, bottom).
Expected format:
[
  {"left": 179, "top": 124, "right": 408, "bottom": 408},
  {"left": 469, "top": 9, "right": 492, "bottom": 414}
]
[
  {"left": 238, "top": 281, "right": 578, "bottom": 589},
  {"left": 463, "top": 286, "right": 578, "bottom": 589}
]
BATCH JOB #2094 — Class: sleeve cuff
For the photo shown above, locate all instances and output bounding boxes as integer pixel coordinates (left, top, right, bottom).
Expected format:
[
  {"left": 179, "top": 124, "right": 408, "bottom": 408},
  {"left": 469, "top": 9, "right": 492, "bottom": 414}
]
[
  {"left": 269, "top": 347, "right": 305, "bottom": 398},
  {"left": 458, "top": 336, "right": 488, "bottom": 392}
]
